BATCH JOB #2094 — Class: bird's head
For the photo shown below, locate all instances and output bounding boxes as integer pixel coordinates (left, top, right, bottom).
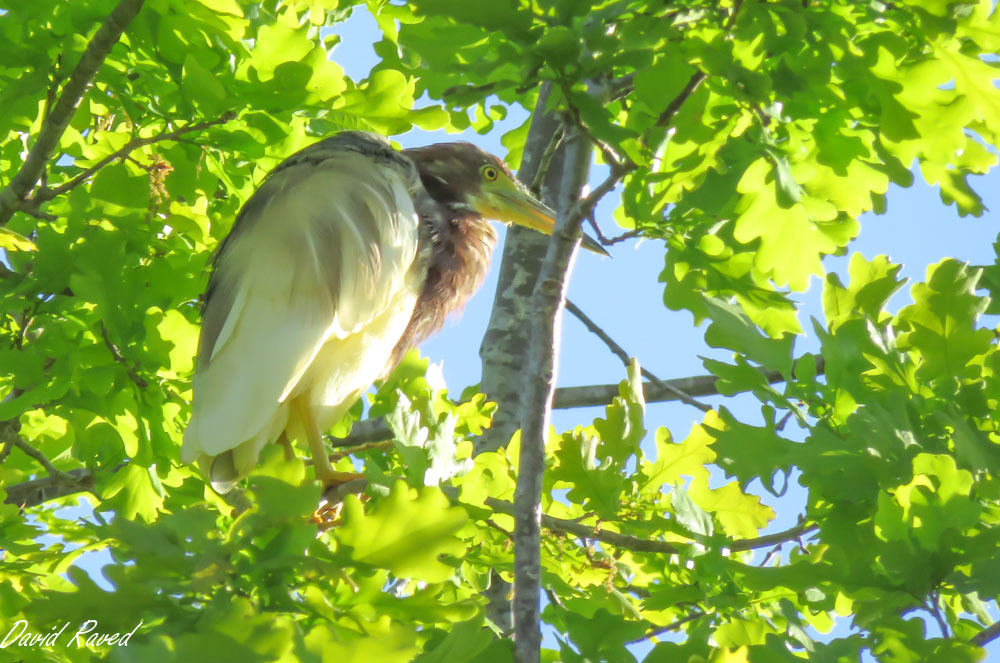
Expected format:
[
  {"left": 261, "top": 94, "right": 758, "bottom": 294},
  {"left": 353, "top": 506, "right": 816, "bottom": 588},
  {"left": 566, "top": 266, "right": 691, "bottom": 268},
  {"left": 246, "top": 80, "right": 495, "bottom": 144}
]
[{"left": 404, "top": 142, "right": 609, "bottom": 256}]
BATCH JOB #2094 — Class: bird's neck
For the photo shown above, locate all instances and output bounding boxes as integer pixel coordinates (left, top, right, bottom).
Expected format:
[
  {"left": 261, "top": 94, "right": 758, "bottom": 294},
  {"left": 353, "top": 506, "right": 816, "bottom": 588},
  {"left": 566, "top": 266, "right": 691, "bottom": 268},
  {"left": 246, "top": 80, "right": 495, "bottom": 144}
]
[{"left": 387, "top": 213, "right": 497, "bottom": 369}]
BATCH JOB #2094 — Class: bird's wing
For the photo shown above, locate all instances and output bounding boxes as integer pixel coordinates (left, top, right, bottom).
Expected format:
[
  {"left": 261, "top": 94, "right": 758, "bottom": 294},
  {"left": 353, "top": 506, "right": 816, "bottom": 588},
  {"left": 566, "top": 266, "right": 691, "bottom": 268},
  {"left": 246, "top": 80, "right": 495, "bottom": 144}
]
[{"left": 181, "top": 136, "right": 425, "bottom": 463}]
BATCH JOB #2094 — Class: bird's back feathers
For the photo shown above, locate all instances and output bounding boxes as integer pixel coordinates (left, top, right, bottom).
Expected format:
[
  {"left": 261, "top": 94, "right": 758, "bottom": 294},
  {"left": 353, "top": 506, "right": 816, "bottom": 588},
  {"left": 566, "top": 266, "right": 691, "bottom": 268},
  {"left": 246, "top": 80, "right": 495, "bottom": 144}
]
[{"left": 182, "top": 133, "right": 427, "bottom": 490}]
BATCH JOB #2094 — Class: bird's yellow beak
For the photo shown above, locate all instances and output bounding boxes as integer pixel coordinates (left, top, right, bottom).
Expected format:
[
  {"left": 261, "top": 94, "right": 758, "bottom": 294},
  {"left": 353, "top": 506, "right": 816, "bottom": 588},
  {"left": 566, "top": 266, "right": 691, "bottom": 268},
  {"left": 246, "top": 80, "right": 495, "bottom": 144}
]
[{"left": 474, "top": 182, "right": 610, "bottom": 257}]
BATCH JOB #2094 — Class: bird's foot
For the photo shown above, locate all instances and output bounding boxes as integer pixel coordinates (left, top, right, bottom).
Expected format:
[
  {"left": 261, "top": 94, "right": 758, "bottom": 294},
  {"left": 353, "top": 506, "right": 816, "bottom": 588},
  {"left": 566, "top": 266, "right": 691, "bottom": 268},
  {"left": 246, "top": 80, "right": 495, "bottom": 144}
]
[
  {"left": 312, "top": 501, "right": 344, "bottom": 531},
  {"left": 312, "top": 471, "right": 368, "bottom": 531}
]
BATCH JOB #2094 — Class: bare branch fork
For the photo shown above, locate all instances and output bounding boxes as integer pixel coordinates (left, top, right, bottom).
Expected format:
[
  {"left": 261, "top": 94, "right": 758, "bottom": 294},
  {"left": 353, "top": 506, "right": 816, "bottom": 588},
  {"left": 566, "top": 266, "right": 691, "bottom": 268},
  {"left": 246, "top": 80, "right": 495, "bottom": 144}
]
[{"left": 0, "top": 0, "right": 147, "bottom": 226}]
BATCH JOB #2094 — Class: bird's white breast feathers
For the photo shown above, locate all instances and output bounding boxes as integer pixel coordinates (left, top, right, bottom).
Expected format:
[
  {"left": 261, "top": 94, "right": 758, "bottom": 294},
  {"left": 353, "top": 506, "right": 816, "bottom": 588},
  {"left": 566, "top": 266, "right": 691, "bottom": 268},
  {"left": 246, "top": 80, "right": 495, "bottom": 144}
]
[{"left": 181, "top": 150, "right": 424, "bottom": 478}]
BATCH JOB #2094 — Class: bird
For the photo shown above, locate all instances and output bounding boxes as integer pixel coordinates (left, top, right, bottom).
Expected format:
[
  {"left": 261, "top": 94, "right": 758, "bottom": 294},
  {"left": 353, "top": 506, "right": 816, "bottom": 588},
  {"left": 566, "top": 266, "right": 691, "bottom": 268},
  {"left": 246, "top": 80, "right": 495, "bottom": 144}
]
[{"left": 180, "top": 131, "right": 607, "bottom": 493}]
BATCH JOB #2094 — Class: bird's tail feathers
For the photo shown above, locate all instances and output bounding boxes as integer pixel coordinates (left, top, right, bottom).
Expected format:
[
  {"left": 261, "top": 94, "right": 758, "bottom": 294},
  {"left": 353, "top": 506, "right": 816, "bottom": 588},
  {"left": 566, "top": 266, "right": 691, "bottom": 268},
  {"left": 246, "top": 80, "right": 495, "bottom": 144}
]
[{"left": 209, "top": 451, "right": 240, "bottom": 494}]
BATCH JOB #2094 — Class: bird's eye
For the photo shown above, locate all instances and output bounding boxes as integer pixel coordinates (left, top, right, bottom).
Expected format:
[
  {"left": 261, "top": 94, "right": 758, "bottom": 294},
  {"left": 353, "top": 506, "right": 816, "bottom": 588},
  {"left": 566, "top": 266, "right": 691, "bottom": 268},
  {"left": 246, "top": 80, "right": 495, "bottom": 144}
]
[{"left": 482, "top": 165, "right": 499, "bottom": 181}]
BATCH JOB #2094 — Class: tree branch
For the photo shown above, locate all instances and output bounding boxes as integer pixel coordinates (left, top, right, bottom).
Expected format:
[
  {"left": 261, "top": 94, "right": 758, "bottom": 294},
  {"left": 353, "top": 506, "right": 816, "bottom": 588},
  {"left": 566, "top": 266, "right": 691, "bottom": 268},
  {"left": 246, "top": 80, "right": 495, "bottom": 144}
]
[
  {"left": 479, "top": 82, "right": 564, "bottom": 456},
  {"left": 654, "top": 72, "right": 706, "bottom": 130},
  {"left": 100, "top": 322, "right": 148, "bottom": 390},
  {"left": 329, "top": 439, "right": 393, "bottom": 461},
  {"left": 529, "top": 124, "right": 565, "bottom": 197},
  {"left": 485, "top": 496, "right": 818, "bottom": 555},
  {"left": 554, "top": 357, "right": 824, "bottom": 409},
  {"left": 321, "top": 478, "right": 817, "bottom": 558},
  {"left": 2, "top": 357, "right": 825, "bottom": 510},
  {"left": 564, "top": 298, "right": 712, "bottom": 412},
  {"left": 0, "top": 0, "right": 147, "bottom": 226},
  {"left": 1, "top": 420, "right": 76, "bottom": 483},
  {"left": 3, "top": 468, "right": 95, "bottom": 508},
  {"left": 326, "top": 416, "right": 394, "bottom": 447},
  {"left": 970, "top": 621, "right": 1000, "bottom": 648},
  {"left": 629, "top": 611, "right": 708, "bottom": 645},
  {"left": 514, "top": 126, "right": 593, "bottom": 663}
]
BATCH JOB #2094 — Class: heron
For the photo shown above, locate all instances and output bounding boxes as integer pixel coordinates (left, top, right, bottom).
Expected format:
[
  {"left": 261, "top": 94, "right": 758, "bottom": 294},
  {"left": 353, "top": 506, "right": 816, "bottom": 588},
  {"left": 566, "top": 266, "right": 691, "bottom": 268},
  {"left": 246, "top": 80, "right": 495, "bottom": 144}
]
[{"left": 181, "top": 131, "right": 607, "bottom": 493}]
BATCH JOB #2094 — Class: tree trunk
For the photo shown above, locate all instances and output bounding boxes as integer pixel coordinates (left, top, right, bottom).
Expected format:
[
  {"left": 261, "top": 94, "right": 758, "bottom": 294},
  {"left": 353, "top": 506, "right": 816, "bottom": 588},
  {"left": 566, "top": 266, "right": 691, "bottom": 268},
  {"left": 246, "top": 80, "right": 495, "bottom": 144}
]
[{"left": 478, "top": 83, "right": 565, "bottom": 455}]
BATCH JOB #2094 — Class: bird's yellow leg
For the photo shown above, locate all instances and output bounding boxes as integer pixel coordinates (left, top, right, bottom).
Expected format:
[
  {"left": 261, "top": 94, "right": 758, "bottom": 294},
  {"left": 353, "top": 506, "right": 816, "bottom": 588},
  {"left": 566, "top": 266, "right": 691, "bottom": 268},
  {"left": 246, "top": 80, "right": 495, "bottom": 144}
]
[
  {"left": 277, "top": 432, "right": 296, "bottom": 461},
  {"left": 291, "top": 397, "right": 363, "bottom": 486}
]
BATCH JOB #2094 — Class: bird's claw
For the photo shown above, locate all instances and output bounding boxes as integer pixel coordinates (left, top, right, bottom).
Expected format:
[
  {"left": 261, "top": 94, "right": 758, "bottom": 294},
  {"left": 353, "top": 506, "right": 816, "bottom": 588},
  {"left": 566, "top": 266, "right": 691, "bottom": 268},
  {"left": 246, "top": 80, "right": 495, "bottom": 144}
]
[{"left": 312, "top": 502, "right": 344, "bottom": 531}]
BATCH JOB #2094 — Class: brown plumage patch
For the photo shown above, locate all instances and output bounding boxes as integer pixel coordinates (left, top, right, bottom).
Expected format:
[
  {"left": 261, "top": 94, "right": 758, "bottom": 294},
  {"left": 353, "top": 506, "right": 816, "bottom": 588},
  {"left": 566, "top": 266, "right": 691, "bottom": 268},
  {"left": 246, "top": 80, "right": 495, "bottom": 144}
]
[
  {"left": 388, "top": 209, "right": 497, "bottom": 368},
  {"left": 382, "top": 142, "right": 510, "bottom": 369},
  {"left": 404, "top": 142, "right": 512, "bottom": 208}
]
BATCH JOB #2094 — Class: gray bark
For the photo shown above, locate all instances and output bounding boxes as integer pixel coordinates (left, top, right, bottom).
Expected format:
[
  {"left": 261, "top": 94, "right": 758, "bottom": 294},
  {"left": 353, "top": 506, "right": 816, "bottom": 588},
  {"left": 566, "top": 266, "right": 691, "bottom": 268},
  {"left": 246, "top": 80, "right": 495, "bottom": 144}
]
[
  {"left": 477, "top": 83, "right": 566, "bottom": 635},
  {"left": 512, "top": 128, "right": 591, "bottom": 663},
  {"left": 477, "top": 83, "right": 567, "bottom": 456}
]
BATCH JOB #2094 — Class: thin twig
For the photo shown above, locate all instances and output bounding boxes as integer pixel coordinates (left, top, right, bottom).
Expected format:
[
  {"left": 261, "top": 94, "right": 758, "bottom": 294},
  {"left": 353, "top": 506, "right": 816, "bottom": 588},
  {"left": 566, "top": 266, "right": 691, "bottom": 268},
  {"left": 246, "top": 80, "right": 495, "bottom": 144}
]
[
  {"left": 554, "top": 356, "right": 825, "bottom": 409},
  {"left": 580, "top": 209, "right": 643, "bottom": 248},
  {"left": 486, "top": 519, "right": 515, "bottom": 541},
  {"left": 329, "top": 439, "right": 393, "bottom": 461},
  {"left": 100, "top": 322, "right": 148, "bottom": 389},
  {"left": 971, "top": 621, "right": 1000, "bottom": 647},
  {"left": 628, "top": 611, "right": 708, "bottom": 645},
  {"left": 485, "top": 495, "right": 819, "bottom": 555},
  {"left": 926, "top": 590, "right": 950, "bottom": 639},
  {"left": 556, "top": 80, "right": 629, "bottom": 172},
  {"left": 725, "top": 0, "right": 745, "bottom": 29},
  {"left": 654, "top": 72, "right": 707, "bottom": 130},
  {"left": 530, "top": 125, "right": 565, "bottom": 196},
  {"left": 609, "top": 73, "right": 635, "bottom": 102},
  {"left": 34, "top": 112, "right": 237, "bottom": 207},
  {"left": 564, "top": 299, "right": 712, "bottom": 412},
  {"left": 9, "top": 437, "right": 75, "bottom": 482},
  {"left": 599, "top": 227, "right": 642, "bottom": 246},
  {"left": 0, "top": 0, "right": 148, "bottom": 225},
  {"left": 19, "top": 207, "right": 57, "bottom": 222}
]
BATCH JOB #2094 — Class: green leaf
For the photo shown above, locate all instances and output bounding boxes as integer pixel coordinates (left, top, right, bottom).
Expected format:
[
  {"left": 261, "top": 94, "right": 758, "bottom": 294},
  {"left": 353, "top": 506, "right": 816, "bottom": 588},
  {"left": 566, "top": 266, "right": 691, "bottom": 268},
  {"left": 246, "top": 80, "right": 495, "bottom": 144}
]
[
  {"left": 702, "top": 297, "right": 795, "bottom": 373},
  {"left": 550, "top": 428, "right": 626, "bottom": 519},
  {"left": 533, "top": 26, "right": 581, "bottom": 68},
  {"left": 414, "top": 620, "right": 493, "bottom": 663},
  {"left": 640, "top": 423, "right": 714, "bottom": 493},
  {"left": 338, "top": 481, "right": 467, "bottom": 582},
  {"left": 0, "top": 228, "right": 36, "bottom": 251},
  {"left": 703, "top": 408, "right": 793, "bottom": 494},
  {"left": 193, "top": 0, "right": 244, "bottom": 17},
  {"left": 897, "top": 259, "right": 993, "bottom": 383},
  {"left": 823, "top": 253, "right": 906, "bottom": 331},
  {"left": 90, "top": 164, "right": 148, "bottom": 208},
  {"left": 99, "top": 464, "right": 165, "bottom": 522},
  {"left": 734, "top": 158, "right": 843, "bottom": 290},
  {"left": 249, "top": 22, "right": 313, "bottom": 82},
  {"left": 183, "top": 53, "right": 229, "bottom": 116},
  {"left": 671, "top": 482, "right": 713, "bottom": 538}
]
